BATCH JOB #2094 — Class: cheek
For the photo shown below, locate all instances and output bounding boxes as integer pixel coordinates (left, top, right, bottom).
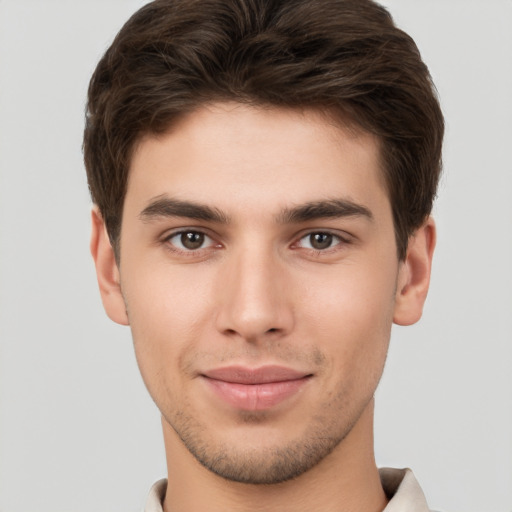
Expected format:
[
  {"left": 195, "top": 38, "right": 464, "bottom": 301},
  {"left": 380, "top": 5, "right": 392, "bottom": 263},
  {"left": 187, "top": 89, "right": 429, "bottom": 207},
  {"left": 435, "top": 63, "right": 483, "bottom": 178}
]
[
  {"left": 120, "top": 262, "right": 215, "bottom": 399},
  {"left": 123, "top": 258, "right": 215, "bottom": 332},
  {"left": 297, "top": 261, "right": 396, "bottom": 376}
]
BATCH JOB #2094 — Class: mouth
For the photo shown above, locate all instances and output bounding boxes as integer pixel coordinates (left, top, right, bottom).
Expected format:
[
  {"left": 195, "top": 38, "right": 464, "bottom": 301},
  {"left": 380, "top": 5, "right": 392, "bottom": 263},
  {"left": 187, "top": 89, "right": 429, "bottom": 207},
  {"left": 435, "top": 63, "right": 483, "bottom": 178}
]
[{"left": 200, "top": 365, "right": 313, "bottom": 411}]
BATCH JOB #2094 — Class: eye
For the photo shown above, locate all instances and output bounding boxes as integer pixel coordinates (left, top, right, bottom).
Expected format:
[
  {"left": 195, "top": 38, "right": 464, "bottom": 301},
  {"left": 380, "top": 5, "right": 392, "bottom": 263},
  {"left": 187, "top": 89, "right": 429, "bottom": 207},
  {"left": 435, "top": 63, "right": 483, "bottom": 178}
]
[
  {"left": 297, "top": 232, "right": 343, "bottom": 251},
  {"left": 166, "top": 230, "right": 215, "bottom": 251}
]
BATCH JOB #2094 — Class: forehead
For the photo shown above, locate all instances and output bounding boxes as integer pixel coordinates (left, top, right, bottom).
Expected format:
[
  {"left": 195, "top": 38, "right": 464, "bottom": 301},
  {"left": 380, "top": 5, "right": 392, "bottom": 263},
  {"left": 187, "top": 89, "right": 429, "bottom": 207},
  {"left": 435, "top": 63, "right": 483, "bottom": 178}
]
[{"left": 126, "top": 102, "right": 388, "bottom": 219}]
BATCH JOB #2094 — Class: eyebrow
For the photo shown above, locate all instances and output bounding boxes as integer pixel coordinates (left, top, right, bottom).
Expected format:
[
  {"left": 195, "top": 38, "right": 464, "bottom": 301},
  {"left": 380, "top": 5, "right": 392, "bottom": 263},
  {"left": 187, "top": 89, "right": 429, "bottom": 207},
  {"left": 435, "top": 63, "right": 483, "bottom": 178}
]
[
  {"left": 278, "top": 198, "right": 373, "bottom": 224},
  {"left": 139, "top": 195, "right": 373, "bottom": 225},
  {"left": 139, "top": 196, "right": 230, "bottom": 224}
]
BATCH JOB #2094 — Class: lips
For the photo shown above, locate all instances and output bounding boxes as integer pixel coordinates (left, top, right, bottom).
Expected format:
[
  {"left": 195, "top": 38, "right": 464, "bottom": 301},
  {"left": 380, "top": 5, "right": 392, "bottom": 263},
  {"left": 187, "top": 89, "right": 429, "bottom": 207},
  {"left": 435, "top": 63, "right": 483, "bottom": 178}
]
[{"left": 200, "top": 365, "right": 312, "bottom": 411}]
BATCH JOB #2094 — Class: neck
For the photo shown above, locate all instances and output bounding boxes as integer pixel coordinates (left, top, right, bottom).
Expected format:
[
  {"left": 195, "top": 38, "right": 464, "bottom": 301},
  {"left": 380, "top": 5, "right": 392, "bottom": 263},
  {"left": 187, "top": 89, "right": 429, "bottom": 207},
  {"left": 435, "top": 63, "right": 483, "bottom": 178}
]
[{"left": 162, "top": 399, "right": 388, "bottom": 512}]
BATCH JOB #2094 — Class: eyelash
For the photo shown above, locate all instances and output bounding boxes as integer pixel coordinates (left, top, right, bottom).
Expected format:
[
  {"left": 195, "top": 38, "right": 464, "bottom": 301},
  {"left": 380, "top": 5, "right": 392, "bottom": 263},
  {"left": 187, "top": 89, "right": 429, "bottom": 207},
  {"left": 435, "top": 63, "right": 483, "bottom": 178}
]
[
  {"left": 163, "top": 229, "right": 220, "bottom": 257},
  {"left": 161, "top": 229, "right": 351, "bottom": 257},
  {"left": 292, "top": 231, "right": 349, "bottom": 253}
]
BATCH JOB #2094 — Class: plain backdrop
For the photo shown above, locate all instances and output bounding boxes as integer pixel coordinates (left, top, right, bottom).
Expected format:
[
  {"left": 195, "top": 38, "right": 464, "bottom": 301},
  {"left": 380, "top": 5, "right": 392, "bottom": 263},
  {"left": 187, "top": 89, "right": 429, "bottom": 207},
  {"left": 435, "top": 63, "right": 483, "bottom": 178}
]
[{"left": 0, "top": 1, "right": 511, "bottom": 511}]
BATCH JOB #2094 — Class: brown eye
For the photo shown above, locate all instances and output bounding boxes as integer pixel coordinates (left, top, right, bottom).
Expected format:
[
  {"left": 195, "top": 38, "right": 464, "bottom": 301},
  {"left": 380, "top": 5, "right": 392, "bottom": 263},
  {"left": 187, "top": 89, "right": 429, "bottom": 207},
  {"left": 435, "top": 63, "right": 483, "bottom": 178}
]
[
  {"left": 181, "top": 231, "right": 205, "bottom": 249},
  {"left": 309, "top": 233, "right": 334, "bottom": 250},
  {"left": 296, "top": 232, "right": 344, "bottom": 251},
  {"left": 167, "top": 230, "right": 214, "bottom": 251}
]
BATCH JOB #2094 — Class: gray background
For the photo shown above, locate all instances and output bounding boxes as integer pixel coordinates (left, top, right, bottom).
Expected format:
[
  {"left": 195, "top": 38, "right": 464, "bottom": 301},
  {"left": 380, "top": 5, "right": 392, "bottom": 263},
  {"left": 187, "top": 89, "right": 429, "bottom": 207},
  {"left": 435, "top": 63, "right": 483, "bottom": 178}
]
[{"left": 0, "top": 1, "right": 511, "bottom": 511}]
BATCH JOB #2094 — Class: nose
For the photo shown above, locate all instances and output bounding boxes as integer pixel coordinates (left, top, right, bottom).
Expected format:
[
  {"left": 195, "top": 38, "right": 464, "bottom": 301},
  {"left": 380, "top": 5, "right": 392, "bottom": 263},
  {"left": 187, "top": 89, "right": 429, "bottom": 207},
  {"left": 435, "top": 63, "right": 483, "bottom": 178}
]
[{"left": 214, "top": 245, "right": 294, "bottom": 343}]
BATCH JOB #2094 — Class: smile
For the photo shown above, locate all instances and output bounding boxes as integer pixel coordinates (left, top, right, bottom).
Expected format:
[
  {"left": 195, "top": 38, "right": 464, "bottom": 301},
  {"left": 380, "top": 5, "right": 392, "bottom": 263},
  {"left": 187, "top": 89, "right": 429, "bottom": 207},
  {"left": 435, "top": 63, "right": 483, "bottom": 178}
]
[{"left": 200, "top": 365, "right": 313, "bottom": 411}]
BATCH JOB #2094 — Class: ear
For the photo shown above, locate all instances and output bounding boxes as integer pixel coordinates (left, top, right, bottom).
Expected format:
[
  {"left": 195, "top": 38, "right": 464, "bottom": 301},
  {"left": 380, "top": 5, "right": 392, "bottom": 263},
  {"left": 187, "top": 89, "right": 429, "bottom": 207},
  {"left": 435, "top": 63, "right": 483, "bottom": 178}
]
[
  {"left": 90, "top": 206, "right": 129, "bottom": 326},
  {"left": 393, "top": 217, "right": 436, "bottom": 326}
]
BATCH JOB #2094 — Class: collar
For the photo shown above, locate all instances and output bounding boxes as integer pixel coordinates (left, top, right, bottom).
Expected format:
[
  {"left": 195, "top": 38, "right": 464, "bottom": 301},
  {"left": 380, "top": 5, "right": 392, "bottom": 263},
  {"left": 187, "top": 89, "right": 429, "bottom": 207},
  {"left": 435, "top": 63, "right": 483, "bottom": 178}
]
[
  {"left": 144, "top": 467, "right": 430, "bottom": 512},
  {"left": 380, "top": 468, "right": 431, "bottom": 512}
]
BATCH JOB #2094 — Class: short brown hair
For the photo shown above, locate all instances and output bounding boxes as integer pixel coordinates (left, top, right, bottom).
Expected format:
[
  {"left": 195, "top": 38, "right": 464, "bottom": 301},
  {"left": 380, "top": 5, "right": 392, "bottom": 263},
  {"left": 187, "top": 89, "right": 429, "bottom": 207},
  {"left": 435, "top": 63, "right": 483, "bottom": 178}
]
[{"left": 83, "top": 0, "right": 444, "bottom": 260}]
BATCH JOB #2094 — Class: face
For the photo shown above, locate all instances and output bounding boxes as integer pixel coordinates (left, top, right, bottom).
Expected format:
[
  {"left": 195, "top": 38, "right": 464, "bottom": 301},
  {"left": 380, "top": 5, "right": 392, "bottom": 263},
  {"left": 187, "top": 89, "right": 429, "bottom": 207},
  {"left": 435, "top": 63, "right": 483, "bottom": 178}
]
[{"left": 93, "top": 103, "right": 432, "bottom": 484}]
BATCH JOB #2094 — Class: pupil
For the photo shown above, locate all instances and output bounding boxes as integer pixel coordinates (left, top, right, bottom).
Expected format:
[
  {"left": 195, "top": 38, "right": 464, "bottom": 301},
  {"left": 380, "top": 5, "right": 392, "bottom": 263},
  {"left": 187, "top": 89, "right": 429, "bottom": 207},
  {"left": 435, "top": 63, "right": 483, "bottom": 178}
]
[
  {"left": 311, "top": 233, "right": 332, "bottom": 250},
  {"left": 181, "top": 232, "right": 204, "bottom": 249}
]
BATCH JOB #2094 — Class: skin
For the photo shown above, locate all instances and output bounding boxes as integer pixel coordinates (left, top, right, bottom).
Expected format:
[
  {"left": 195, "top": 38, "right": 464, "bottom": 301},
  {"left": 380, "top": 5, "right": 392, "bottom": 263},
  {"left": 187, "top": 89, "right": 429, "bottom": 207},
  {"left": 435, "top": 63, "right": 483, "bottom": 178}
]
[{"left": 91, "top": 103, "right": 435, "bottom": 512}]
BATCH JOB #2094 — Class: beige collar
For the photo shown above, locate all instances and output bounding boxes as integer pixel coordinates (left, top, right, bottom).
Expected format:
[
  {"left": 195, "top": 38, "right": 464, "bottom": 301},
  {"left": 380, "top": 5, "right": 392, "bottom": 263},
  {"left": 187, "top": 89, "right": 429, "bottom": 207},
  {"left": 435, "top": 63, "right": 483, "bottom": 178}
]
[{"left": 144, "top": 467, "right": 431, "bottom": 512}]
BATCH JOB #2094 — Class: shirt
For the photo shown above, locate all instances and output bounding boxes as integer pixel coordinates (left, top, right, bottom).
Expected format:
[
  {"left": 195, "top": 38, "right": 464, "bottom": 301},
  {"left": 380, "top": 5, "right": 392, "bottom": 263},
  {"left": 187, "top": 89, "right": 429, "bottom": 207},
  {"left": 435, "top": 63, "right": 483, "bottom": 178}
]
[{"left": 143, "top": 467, "right": 431, "bottom": 512}]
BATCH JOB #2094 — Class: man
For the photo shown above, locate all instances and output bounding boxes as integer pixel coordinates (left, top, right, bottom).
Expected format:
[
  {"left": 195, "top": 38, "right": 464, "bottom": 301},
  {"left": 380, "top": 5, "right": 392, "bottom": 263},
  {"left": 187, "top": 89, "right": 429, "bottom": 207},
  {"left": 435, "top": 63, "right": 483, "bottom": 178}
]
[{"left": 84, "top": 0, "right": 443, "bottom": 510}]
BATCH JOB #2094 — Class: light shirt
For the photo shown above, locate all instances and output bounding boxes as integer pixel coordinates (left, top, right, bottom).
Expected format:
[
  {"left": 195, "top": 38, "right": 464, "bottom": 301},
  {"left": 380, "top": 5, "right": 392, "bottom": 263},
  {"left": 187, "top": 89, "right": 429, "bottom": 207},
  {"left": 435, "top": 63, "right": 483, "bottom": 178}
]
[{"left": 143, "top": 467, "right": 431, "bottom": 512}]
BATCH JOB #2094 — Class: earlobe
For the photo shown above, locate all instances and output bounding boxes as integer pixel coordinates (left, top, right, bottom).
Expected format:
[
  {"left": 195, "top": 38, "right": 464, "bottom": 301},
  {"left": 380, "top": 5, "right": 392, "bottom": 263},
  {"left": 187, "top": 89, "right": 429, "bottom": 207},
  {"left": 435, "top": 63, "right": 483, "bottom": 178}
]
[
  {"left": 393, "top": 217, "right": 436, "bottom": 326},
  {"left": 90, "top": 206, "right": 129, "bottom": 326}
]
